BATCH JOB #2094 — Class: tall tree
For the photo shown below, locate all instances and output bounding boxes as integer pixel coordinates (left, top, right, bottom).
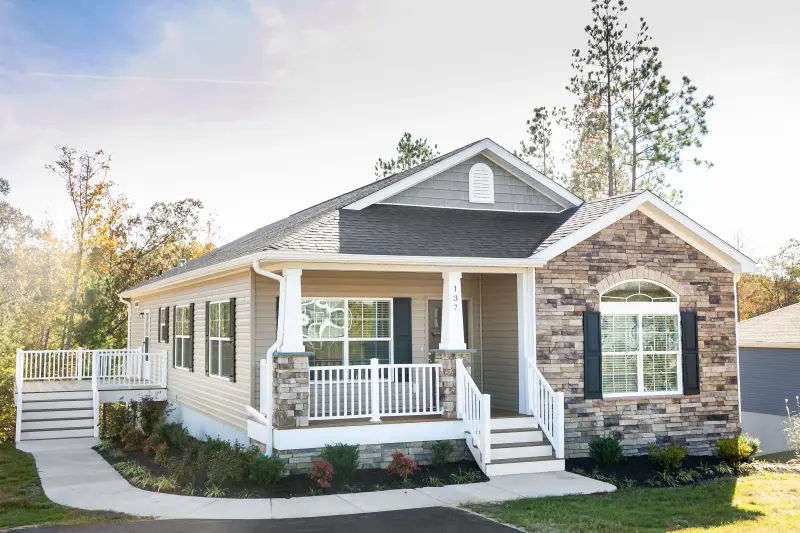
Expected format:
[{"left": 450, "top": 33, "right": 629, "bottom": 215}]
[
  {"left": 374, "top": 133, "right": 440, "bottom": 179},
  {"left": 737, "top": 239, "right": 800, "bottom": 320},
  {"left": 46, "top": 147, "right": 114, "bottom": 349},
  {"left": 517, "top": 107, "right": 562, "bottom": 177}
]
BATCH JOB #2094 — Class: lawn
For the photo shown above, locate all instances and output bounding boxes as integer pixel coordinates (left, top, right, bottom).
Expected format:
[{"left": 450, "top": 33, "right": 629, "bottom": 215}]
[
  {"left": 0, "top": 443, "right": 133, "bottom": 530},
  {"left": 469, "top": 473, "right": 800, "bottom": 533}
]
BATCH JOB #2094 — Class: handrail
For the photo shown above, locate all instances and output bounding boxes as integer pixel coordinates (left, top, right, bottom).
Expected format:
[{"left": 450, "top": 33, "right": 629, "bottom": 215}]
[
  {"left": 15, "top": 349, "right": 23, "bottom": 442},
  {"left": 456, "top": 358, "right": 491, "bottom": 468},
  {"left": 527, "top": 363, "right": 565, "bottom": 458}
]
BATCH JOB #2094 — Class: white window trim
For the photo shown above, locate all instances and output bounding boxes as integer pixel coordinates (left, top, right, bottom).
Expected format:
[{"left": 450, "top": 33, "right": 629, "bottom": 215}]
[
  {"left": 599, "top": 280, "right": 683, "bottom": 398},
  {"left": 208, "top": 299, "right": 232, "bottom": 378},
  {"left": 158, "top": 307, "right": 168, "bottom": 343},
  {"left": 174, "top": 304, "right": 191, "bottom": 370},
  {"left": 302, "top": 297, "right": 394, "bottom": 366}
]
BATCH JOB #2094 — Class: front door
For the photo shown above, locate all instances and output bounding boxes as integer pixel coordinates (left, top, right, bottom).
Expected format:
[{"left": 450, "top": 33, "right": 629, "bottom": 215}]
[{"left": 428, "top": 299, "right": 470, "bottom": 353}]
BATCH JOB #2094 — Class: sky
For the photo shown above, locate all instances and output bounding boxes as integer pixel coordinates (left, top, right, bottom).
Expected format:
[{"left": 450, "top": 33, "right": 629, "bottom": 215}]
[{"left": 1, "top": 0, "right": 798, "bottom": 260}]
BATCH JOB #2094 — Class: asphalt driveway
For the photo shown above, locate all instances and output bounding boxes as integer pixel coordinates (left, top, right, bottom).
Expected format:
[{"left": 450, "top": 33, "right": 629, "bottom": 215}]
[{"left": 23, "top": 508, "right": 518, "bottom": 533}]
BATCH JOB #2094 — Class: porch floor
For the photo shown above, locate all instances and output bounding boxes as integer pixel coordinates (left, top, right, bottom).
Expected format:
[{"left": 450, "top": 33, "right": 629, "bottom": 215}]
[
  {"left": 306, "top": 408, "right": 527, "bottom": 428},
  {"left": 22, "top": 380, "right": 165, "bottom": 393}
]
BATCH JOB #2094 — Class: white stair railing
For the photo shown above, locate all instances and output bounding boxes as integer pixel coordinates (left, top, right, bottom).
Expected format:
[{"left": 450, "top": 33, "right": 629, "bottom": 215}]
[
  {"left": 15, "top": 349, "right": 23, "bottom": 442},
  {"left": 456, "top": 358, "right": 491, "bottom": 468},
  {"left": 527, "top": 363, "right": 565, "bottom": 458}
]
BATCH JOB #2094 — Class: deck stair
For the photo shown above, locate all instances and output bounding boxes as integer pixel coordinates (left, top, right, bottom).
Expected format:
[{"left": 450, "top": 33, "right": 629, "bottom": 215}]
[
  {"left": 484, "top": 415, "right": 565, "bottom": 476},
  {"left": 18, "top": 390, "right": 95, "bottom": 441}
]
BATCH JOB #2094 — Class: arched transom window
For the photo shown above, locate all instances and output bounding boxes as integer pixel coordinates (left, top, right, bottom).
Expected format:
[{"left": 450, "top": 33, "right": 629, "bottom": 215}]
[{"left": 599, "top": 280, "right": 682, "bottom": 396}]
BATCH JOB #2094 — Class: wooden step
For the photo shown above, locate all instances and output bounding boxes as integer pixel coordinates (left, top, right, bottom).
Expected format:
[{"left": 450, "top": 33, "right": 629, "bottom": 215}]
[
  {"left": 22, "top": 390, "right": 93, "bottom": 402},
  {"left": 23, "top": 408, "right": 94, "bottom": 420},
  {"left": 22, "top": 418, "right": 94, "bottom": 431},
  {"left": 20, "top": 427, "right": 95, "bottom": 440},
  {"left": 486, "top": 457, "right": 565, "bottom": 476},
  {"left": 491, "top": 428, "right": 543, "bottom": 445},
  {"left": 490, "top": 416, "right": 539, "bottom": 431},
  {"left": 22, "top": 399, "right": 93, "bottom": 411},
  {"left": 492, "top": 442, "right": 553, "bottom": 460}
]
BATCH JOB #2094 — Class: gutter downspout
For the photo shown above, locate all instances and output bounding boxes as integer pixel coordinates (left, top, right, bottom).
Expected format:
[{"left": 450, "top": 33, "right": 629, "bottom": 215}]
[
  {"left": 118, "top": 295, "right": 131, "bottom": 350},
  {"left": 252, "top": 260, "right": 286, "bottom": 455}
]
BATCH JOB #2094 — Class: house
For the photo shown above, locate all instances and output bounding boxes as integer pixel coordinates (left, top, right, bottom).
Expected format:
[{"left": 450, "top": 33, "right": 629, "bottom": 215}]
[
  {"left": 738, "top": 302, "right": 800, "bottom": 454},
  {"left": 15, "top": 138, "right": 757, "bottom": 478}
]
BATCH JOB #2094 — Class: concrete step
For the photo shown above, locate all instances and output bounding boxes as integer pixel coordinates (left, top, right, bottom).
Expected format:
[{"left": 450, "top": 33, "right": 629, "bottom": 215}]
[
  {"left": 486, "top": 457, "right": 565, "bottom": 477},
  {"left": 22, "top": 399, "right": 93, "bottom": 411},
  {"left": 22, "top": 418, "right": 94, "bottom": 431},
  {"left": 22, "top": 390, "right": 92, "bottom": 402},
  {"left": 490, "top": 416, "right": 539, "bottom": 431},
  {"left": 491, "top": 428, "right": 543, "bottom": 445},
  {"left": 20, "top": 427, "right": 95, "bottom": 440},
  {"left": 492, "top": 442, "right": 553, "bottom": 460},
  {"left": 23, "top": 408, "right": 94, "bottom": 421}
]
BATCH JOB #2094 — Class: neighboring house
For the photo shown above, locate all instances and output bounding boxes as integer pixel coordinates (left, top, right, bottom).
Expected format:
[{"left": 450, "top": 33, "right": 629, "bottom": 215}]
[
  {"left": 16, "top": 138, "right": 757, "bottom": 478},
  {"left": 739, "top": 302, "right": 800, "bottom": 454}
]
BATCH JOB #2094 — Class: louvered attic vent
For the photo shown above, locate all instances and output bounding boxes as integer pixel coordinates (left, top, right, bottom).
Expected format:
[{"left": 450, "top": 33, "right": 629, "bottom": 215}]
[{"left": 469, "top": 162, "right": 494, "bottom": 204}]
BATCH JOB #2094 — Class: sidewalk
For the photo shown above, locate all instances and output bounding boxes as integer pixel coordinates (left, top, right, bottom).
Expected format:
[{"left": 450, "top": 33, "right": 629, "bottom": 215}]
[{"left": 17, "top": 438, "right": 615, "bottom": 520}]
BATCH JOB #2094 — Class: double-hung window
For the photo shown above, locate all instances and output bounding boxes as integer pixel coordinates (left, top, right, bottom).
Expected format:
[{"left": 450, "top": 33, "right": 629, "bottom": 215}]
[
  {"left": 600, "top": 280, "right": 682, "bottom": 396},
  {"left": 301, "top": 298, "right": 392, "bottom": 366},
  {"left": 208, "top": 301, "right": 232, "bottom": 378},
  {"left": 174, "top": 305, "right": 191, "bottom": 369},
  {"left": 158, "top": 307, "right": 169, "bottom": 343}
]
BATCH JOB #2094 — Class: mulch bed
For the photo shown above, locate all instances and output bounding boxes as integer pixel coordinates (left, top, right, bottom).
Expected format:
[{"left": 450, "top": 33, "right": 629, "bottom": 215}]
[
  {"left": 95, "top": 445, "right": 487, "bottom": 499},
  {"left": 566, "top": 455, "right": 730, "bottom": 487}
]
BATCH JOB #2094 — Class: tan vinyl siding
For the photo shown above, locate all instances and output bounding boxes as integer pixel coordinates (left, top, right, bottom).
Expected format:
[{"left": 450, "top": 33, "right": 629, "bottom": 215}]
[
  {"left": 129, "top": 271, "right": 252, "bottom": 433},
  {"left": 479, "top": 274, "right": 519, "bottom": 411}
]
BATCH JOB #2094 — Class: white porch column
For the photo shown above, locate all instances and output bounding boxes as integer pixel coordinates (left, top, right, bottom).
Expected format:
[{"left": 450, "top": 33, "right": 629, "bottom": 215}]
[
  {"left": 280, "top": 268, "right": 306, "bottom": 353},
  {"left": 439, "top": 271, "right": 466, "bottom": 350},
  {"left": 517, "top": 267, "right": 536, "bottom": 413}
]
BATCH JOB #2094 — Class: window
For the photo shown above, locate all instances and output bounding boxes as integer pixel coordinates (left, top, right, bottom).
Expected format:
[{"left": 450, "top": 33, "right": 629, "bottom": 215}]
[
  {"left": 158, "top": 307, "right": 169, "bottom": 343},
  {"left": 599, "top": 280, "right": 681, "bottom": 396},
  {"left": 208, "top": 301, "right": 232, "bottom": 378},
  {"left": 468, "top": 163, "right": 494, "bottom": 204},
  {"left": 301, "top": 298, "right": 392, "bottom": 366},
  {"left": 174, "top": 305, "right": 191, "bottom": 369}
]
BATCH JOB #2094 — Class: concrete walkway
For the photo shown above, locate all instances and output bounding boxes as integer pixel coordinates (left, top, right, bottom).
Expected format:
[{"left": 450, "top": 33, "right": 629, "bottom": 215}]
[{"left": 17, "top": 438, "right": 615, "bottom": 520}]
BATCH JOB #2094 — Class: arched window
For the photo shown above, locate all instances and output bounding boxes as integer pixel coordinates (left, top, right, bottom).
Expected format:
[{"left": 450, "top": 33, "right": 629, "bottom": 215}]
[{"left": 599, "top": 280, "right": 682, "bottom": 396}]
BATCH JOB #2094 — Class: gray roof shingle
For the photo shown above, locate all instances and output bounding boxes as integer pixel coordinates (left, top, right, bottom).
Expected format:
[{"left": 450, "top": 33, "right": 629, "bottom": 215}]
[{"left": 739, "top": 303, "right": 800, "bottom": 347}]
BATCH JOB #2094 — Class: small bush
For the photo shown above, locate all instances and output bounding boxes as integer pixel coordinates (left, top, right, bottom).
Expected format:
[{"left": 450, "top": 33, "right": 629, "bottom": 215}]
[
  {"left": 741, "top": 433, "right": 761, "bottom": 457},
  {"left": 387, "top": 451, "right": 419, "bottom": 480},
  {"left": 136, "top": 395, "right": 172, "bottom": 436},
  {"left": 250, "top": 455, "right": 286, "bottom": 486},
  {"left": 154, "top": 422, "right": 192, "bottom": 449},
  {"left": 716, "top": 436, "right": 755, "bottom": 464},
  {"left": 154, "top": 444, "right": 170, "bottom": 466},
  {"left": 647, "top": 443, "right": 686, "bottom": 471},
  {"left": 105, "top": 403, "right": 133, "bottom": 439},
  {"left": 785, "top": 397, "right": 800, "bottom": 455},
  {"left": 589, "top": 435, "right": 623, "bottom": 467},
  {"left": 121, "top": 426, "right": 146, "bottom": 452},
  {"left": 142, "top": 436, "right": 158, "bottom": 456},
  {"left": 449, "top": 468, "right": 479, "bottom": 484},
  {"left": 321, "top": 443, "right": 360, "bottom": 480},
  {"left": 202, "top": 442, "right": 258, "bottom": 487},
  {"left": 430, "top": 440, "right": 456, "bottom": 467},
  {"left": 310, "top": 460, "right": 334, "bottom": 489}
]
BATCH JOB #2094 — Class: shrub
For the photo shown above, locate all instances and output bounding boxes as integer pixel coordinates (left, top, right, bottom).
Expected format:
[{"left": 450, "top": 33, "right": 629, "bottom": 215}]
[
  {"left": 105, "top": 403, "right": 133, "bottom": 439},
  {"left": 142, "top": 436, "right": 159, "bottom": 456},
  {"left": 154, "top": 444, "right": 170, "bottom": 466},
  {"left": 310, "top": 460, "right": 334, "bottom": 489},
  {"left": 716, "top": 436, "right": 755, "bottom": 464},
  {"left": 387, "top": 451, "right": 419, "bottom": 480},
  {"left": 430, "top": 440, "right": 456, "bottom": 467},
  {"left": 136, "top": 395, "right": 172, "bottom": 436},
  {"left": 202, "top": 442, "right": 259, "bottom": 487},
  {"left": 154, "top": 422, "right": 192, "bottom": 449},
  {"left": 741, "top": 433, "right": 761, "bottom": 457},
  {"left": 121, "top": 426, "right": 146, "bottom": 452},
  {"left": 164, "top": 454, "right": 203, "bottom": 487},
  {"left": 647, "top": 443, "right": 686, "bottom": 471},
  {"left": 589, "top": 435, "right": 623, "bottom": 467},
  {"left": 250, "top": 455, "right": 286, "bottom": 486},
  {"left": 321, "top": 443, "right": 360, "bottom": 480},
  {"left": 786, "top": 397, "right": 800, "bottom": 455}
]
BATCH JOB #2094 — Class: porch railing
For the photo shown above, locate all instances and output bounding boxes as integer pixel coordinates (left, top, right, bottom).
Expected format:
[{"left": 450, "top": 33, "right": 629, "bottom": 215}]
[
  {"left": 309, "top": 359, "right": 442, "bottom": 421},
  {"left": 456, "top": 358, "right": 491, "bottom": 468},
  {"left": 527, "top": 363, "right": 565, "bottom": 458}
]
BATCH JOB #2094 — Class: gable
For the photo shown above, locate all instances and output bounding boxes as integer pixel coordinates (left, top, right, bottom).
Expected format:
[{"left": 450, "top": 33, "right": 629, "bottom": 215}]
[{"left": 379, "top": 155, "right": 564, "bottom": 213}]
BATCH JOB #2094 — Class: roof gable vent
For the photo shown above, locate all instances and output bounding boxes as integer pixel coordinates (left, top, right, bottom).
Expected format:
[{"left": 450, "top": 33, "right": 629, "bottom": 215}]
[{"left": 469, "top": 163, "right": 494, "bottom": 204}]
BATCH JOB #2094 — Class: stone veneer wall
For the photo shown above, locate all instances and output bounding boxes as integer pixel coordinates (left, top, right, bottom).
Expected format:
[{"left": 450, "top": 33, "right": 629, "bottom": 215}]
[
  {"left": 276, "top": 439, "right": 468, "bottom": 475},
  {"left": 273, "top": 355, "right": 310, "bottom": 428},
  {"left": 537, "top": 211, "right": 739, "bottom": 458}
]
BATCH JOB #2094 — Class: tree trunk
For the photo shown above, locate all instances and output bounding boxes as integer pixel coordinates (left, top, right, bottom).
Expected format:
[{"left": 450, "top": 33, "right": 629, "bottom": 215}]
[
  {"left": 605, "top": 34, "right": 614, "bottom": 197},
  {"left": 64, "top": 251, "right": 82, "bottom": 350}
]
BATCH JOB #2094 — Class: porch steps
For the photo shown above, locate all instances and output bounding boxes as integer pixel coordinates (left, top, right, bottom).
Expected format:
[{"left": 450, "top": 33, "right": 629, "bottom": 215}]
[
  {"left": 19, "top": 390, "right": 95, "bottom": 441},
  {"left": 484, "top": 415, "right": 564, "bottom": 477}
]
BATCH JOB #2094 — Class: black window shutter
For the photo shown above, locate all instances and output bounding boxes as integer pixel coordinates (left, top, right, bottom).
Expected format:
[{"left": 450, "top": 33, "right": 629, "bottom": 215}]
[
  {"left": 205, "top": 301, "right": 211, "bottom": 376},
  {"left": 681, "top": 311, "right": 700, "bottom": 395},
  {"left": 157, "top": 308, "right": 163, "bottom": 342},
  {"left": 165, "top": 306, "right": 170, "bottom": 342},
  {"left": 188, "top": 303, "right": 195, "bottom": 372},
  {"left": 275, "top": 296, "right": 280, "bottom": 329},
  {"left": 393, "top": 298, "right": 412, "bottom": 365},
  {"left": 229, "top": 297, "right": 236, "bottom": 382},
  {"left": 583, "top": 311, "right": 603, "bottom": 399},
  {"left": 172, "top": 306, "right": 176, "bottom": 367}
]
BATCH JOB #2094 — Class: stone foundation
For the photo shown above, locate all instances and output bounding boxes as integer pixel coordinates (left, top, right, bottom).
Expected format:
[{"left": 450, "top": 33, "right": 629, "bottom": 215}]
[
  {"left": 537, "top": 211, "right": 740, "bottom": 458},
  {"left": 275, "top": 439, "right": 468, "bottom": 475}
]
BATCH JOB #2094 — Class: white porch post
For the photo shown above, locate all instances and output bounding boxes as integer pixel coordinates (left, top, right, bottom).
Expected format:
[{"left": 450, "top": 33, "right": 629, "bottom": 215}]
[
  {"left": 517, "top": 267, "right": 536, "bottom": 413},
  {"left": 439, "top": 271, "right": 466, "bottom": 350},
  {"left": 281, "top": 268, "right": 306, "bottom": 353}
]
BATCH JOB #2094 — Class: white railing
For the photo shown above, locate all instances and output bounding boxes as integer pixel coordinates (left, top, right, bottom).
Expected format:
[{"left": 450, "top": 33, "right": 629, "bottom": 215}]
[
  {"left": 527, "top": 363, "right": 565, "bottom": 459},
  {"left": 15, "top": 349, "right": 23, "bottom": 442},
  {"left": 95, "top": 351, "right": 168, "bottom": 388},
  {"left": 309, "top": 359, "right": 442, "bottom": 421},
  {"left": 456, "top": 358, "right": 491, "bottom": 468}
]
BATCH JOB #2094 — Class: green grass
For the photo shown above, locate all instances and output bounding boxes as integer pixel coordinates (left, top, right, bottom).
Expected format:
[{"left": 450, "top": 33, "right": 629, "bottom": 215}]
[
  {"left": 758, "top": 450, "right": 797, "bottom": 463},
  {"left": 469, "top": 473, "right": 800, "bottom": 533},
  {"left": 0, "top": 443, "right": 135, "bottom": 529}
]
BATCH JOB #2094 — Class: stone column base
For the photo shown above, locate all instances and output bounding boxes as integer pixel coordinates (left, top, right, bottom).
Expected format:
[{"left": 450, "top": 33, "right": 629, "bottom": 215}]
[{"left": 431, "top": 349, "right": 476, "bottom": 419}]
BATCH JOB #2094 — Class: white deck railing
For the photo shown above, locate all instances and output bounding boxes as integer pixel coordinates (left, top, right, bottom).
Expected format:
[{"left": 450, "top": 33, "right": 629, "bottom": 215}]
[
  {"left": 456, "top": 358, "right": 491, "bottom": 468},
  {"left": 95, "top": 351, "right": 169, "bottom": 389},
  {"left": 527, "top": 363, "right": 565, "bottom": 458},
  {"left": 309, "top": 359, "right": 442, "bottom": 421}
]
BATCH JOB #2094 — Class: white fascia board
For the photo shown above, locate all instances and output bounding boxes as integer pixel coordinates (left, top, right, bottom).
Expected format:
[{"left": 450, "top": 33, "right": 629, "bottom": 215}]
[
  {"left": 344, "top": 138, "right": 582, "bottom": 211},
  {"left": 531, "top": 191, "right": 758, "bottom": 274},
  {"left": 739, "top": 343, "right": 800, "bottom": 350}
]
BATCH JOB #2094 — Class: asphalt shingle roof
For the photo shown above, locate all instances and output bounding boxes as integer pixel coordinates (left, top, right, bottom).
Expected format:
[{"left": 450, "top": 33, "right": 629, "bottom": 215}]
[{"left": 739, "top": 303, "right": 800, "bottom": 347}]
